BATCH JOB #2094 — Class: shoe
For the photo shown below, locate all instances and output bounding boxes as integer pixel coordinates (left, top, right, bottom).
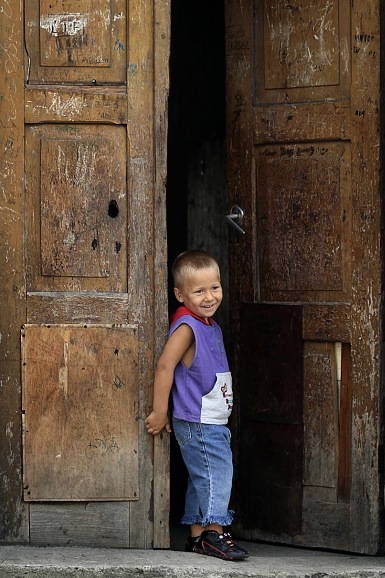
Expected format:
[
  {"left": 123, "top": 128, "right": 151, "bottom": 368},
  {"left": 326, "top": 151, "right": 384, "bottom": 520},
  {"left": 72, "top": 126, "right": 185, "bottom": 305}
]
[
  {"left": 185, "top": 535, "right": 200, "bottom": 552},
  {"left": 223, "top": 532, "right": 249, "bottom": 556},
  {"left": 193, "top": 530, "right": 249, "bottom": 561}
]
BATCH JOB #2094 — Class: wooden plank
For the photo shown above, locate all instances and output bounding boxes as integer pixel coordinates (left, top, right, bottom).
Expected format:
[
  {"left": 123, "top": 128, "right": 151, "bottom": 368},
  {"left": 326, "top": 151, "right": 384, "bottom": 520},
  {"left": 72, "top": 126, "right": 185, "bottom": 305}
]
[
  {"left": 27, "top": 293, "right": 130, "bottom": 324},
  {"left": 225, "top": 0, "right": 257, "bottom": 534},
  {"left": 303, "top": 304, "right": 351, "bottom": 342},
  {"left": 254, "top": 101, "right": 351, "bottom": 143},
  {"left": 22, "top": 324, "right": 139, "bottom": 501},
  {"left": 301, "top": 487, "right": 350, "bottom": 551},
  {"left": 25, "top": 87, "right": 128, "bottom": 124},
  {"left": 30, "top": 503, "right": 130, "bottom": 547},
  {"left": 349, "top": 0, "right": 382, "bottom": 554},
  {"left": 0, "top": 1, "right": 29, "bottom": 542},
  {"left": 152, "top": 0, "right": 171, "bottom": 549},
  {"left": 126, "top": 0, "right": 157, "bottom": 548},
  {"left": 303, "top": 342, "right": 338, "bottom": 488},
  {"left": 225, "top": 0, "right": 255, "bottom": 305}
]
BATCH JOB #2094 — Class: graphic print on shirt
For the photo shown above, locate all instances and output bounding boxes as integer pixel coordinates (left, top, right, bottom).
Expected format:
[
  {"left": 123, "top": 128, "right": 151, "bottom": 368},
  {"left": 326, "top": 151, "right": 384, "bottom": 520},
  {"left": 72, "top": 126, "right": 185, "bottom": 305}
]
[{"left": 201, "top": 372, "right": 233, "bottom": 424}]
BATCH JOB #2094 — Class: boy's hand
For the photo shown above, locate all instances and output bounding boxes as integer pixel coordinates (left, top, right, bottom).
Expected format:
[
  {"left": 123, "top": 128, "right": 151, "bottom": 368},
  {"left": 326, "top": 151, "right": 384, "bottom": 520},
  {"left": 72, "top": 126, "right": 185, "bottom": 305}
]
[{"left": 145, "top": 411, "right": 171, "bottom": 435}]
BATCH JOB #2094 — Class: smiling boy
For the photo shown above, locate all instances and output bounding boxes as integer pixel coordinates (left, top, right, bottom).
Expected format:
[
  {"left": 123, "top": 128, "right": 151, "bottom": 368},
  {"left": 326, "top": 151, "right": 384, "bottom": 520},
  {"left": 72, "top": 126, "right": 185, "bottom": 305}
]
[{"left": 145, "top": 250, "right": 248, "bottom": 561}]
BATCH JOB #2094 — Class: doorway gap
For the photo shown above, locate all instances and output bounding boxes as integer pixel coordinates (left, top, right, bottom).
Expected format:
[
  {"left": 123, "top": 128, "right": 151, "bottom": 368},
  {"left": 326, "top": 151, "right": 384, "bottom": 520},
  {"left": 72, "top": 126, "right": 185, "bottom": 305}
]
[{"left": 166, "top": 0, "right": 228, "bottom": 549}]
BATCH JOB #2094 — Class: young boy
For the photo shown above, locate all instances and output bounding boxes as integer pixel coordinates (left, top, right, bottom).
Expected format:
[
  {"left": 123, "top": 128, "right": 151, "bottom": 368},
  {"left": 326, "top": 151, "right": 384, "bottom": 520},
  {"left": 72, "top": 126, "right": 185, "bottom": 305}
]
[{"left": 145, "top": 250, "right": 248, "bottom": 561}]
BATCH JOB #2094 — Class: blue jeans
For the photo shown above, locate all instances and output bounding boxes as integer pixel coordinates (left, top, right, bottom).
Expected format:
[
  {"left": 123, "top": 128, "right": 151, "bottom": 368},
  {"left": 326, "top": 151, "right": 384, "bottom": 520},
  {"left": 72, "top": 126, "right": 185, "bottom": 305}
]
[{"left": 172, "top": 418, "right": 234, "bottom": 527}]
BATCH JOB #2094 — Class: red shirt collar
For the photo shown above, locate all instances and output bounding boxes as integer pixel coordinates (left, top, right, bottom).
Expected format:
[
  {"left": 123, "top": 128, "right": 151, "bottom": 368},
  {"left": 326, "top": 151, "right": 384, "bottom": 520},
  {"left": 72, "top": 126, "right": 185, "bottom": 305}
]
[{"left": 169, "top": 305, "right": 214, "bottom": 327}]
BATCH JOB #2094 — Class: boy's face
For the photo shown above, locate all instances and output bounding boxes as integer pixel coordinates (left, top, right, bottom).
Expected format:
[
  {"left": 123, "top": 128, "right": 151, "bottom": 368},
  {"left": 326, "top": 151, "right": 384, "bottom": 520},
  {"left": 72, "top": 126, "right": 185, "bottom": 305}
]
[{"left": 174, "top": 266, "right": 223, "bottom": 322}]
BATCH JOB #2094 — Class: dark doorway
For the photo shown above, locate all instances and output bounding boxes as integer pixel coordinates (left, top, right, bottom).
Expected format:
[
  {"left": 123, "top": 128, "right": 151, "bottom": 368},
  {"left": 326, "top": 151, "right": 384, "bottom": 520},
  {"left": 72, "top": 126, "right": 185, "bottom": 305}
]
[{"left": 166, "top": 0, "right": 228, "bottom": 547}]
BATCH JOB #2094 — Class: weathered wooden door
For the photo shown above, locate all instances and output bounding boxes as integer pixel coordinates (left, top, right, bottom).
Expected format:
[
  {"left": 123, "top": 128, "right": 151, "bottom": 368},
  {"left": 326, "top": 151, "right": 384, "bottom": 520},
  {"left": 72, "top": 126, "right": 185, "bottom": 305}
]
[
  {"left": 0, "top": 0, "right": 170, "bottom": 547},
  {"left": 225, "top": 0, "right": 383, "bottom": 553}
]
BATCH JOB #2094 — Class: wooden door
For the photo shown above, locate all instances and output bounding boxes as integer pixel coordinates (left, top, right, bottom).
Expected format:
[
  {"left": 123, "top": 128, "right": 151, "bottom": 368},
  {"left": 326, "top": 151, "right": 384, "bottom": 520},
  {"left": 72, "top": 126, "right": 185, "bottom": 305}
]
[
  {"left": 0, "top": 0, "right": 170, "bottom": 548},
  {"left": 225, "top": 0, "right": 383, "bottom": 554}
]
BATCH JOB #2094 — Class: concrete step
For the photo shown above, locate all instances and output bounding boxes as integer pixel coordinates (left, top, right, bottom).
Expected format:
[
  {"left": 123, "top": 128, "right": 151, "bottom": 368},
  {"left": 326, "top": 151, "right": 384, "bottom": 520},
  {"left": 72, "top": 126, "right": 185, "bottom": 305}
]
[{"left": 0, "top": 541, "right": 384, "bottom": 578}]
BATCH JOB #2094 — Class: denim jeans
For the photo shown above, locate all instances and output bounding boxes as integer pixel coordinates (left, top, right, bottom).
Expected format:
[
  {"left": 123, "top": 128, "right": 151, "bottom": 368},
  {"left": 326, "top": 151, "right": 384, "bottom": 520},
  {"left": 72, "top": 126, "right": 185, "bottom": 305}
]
[{"left": 172, "top": 418, "right": 234, "bottom": 527}]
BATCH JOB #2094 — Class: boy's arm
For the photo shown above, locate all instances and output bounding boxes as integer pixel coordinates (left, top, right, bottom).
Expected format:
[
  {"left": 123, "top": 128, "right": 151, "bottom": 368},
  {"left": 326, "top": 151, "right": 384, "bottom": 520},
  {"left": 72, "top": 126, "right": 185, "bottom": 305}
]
[{"left": 145, "top": 323, "right": 194, "bottom": 435}]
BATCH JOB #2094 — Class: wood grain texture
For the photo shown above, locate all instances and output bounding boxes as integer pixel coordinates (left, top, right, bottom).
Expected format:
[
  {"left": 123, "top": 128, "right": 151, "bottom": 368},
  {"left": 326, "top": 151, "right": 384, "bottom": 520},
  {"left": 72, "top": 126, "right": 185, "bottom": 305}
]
[
  {"left": 152, "top": 0, "right": 171, "bottom": 549},
  {"left": 226, "top": 0, "right": 382, "bottom": 554},
  {"left": 22, "top": 324, "right": 139, "bottom": 501},
  {"left": 0, "top": 0, "right": 29, "bottom": 543},
  {"left": 30, "top": 503, "right": 131, "bottom": 547},
  {"left": 349, "top": 0, "right": 382, "bottom": 553},
  {"left": 25, "top": 0, "right": 127, "bottom": 84},
  {"left": 0, "top": 0, "right": 170, "bottom": 548}
]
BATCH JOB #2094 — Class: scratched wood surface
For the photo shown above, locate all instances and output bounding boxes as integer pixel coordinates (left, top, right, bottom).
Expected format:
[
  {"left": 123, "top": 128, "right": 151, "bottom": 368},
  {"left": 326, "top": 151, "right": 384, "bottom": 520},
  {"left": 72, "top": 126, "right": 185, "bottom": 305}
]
[
  {"left": 29, "top": 503, "right": 132, "bottom": 547},
  {"left": 256, "top": 141, "right": 351, "bottom": 302},
  {"left": 125, "top": 0, "right": 161, "bottom": 548},
  {"left": 303, "top": 342, "right": 338, "bottom": 489},
  {"left": 0, "top": 0, "right": 170, "bottom": 548},
  {"left": 22, "top": 324, "right": 139, "bottom": 501},
  {"left": 152, "top": 0, "right": 171, "bottom": 547},
  {"left": 25, "top": 0, "right": 127, "bottom": 83},
  {"left": 0, "top": 0, "right": 30, "bottom": 543},
  {"left": 226, "top": 0, "right": 382, "bottom": 554},
  {"left": 29, "top": 502, "right": 130, "bottom": 548},
  {"left": 25, "top": 124, "right": 127, "bottom": 291},
  {"left": 349, "top": 1, "right": 382, "bottom": 554}
]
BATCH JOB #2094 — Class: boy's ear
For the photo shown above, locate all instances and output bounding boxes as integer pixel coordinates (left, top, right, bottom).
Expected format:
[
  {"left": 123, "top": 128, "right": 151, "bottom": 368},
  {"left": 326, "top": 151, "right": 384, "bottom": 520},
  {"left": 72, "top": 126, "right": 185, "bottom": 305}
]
[{"left": 174, "top": 287, "right": 184, "bottom": 303}]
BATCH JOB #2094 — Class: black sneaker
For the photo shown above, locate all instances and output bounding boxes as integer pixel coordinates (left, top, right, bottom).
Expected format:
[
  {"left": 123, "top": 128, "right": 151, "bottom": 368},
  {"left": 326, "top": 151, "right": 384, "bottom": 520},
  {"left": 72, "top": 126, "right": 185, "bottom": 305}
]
[
  {"left": 185, "top": 535, "right": 200, "bottom": 552},
  {"left": 193, "top": 530, "right": 249, "bottom": 561},
  {"left": 223, "top": 532, "right": 249, "bottom": 556}
]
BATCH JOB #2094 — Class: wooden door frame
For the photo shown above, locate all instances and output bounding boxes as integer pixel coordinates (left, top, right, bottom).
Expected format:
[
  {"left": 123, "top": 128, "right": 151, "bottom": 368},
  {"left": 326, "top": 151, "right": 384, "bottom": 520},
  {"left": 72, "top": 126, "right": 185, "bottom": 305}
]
[
  {"left": 0, "top": 0, "right": 27, "bottom": 543},
  {"left": 348, "top": 0, "right": 383, "bottom": 553},
  {"left": 0, "top": 0, "right": 170, "bottom": 547}
]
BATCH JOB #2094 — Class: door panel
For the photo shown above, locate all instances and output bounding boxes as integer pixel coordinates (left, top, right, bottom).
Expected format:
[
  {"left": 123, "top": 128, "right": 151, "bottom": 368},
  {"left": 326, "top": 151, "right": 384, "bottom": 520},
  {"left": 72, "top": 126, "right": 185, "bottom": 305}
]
[
  {"left": 239, "top": 304, "right": 303, "bottom": 535},
  {"left": 0, "top": 0, "right": 168, "bottom": 547},
  {"left": 254, "top": 0, "right": 350, "bottom": 102},
  {"left": 225, "top": 0, "right": 382, "bottom": 553},
  {"left": 22, "top": 324, "right": 138, "bottom": 501},
  {"left": 257, "top": 141, "right": 351, "bottom": 301},
  {"left": 303, "top": 342, "right": 338, "bottom": 488},
  {"left": 26, "top": 124, "right": 127, "bottom": 290},
  {"left": 25, "top": 0, "right": 127, "bottom": 83}
]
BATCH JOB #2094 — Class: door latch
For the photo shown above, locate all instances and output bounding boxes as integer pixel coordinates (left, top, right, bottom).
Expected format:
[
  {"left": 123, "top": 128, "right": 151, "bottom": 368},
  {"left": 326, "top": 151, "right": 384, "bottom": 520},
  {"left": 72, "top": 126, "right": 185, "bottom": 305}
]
[{"left": 226, "top": 205, "right": 245, "bottom": 235}]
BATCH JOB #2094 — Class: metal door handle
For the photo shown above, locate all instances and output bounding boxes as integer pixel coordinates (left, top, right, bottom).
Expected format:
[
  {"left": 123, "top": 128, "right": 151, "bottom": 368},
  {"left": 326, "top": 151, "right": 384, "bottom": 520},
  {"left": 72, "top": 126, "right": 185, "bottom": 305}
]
[{"left": 226, "top": 205, "right": 245, "bottom": 235}]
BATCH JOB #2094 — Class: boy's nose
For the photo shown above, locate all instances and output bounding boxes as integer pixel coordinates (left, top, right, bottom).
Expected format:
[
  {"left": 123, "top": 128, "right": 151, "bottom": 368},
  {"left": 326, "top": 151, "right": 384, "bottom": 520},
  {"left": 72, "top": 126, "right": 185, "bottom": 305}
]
[{"left": 203, "top": 291, "right": 215, "bottom": 300}]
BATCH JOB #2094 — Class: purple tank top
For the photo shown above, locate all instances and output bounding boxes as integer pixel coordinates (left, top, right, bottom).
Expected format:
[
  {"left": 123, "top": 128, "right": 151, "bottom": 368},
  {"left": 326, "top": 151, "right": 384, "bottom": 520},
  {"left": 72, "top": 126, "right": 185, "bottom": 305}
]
[{"left": 170, "top": 314, "right": 233, "bottom": 424}]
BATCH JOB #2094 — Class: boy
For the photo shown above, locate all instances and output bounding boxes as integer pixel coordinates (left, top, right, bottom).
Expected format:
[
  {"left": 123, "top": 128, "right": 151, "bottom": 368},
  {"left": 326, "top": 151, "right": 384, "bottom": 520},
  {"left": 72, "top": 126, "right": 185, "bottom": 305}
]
[{"left": 145, "top": 250, "right": 248, "bottom": 561}]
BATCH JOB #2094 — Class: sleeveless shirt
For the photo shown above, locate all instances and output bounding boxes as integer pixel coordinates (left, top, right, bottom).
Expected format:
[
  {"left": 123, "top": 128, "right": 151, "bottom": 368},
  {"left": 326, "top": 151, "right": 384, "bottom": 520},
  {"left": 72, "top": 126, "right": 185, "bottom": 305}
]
[{"left": 170, "top": 314, "right": 233, "bottom": 424}]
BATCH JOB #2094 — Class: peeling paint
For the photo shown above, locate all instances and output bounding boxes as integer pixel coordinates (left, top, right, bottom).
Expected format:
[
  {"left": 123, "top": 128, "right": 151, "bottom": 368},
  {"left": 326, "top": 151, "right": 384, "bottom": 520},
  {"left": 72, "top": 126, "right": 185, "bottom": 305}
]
[{"left": 40, "top": 14, "right": 89, "bottom": 37}]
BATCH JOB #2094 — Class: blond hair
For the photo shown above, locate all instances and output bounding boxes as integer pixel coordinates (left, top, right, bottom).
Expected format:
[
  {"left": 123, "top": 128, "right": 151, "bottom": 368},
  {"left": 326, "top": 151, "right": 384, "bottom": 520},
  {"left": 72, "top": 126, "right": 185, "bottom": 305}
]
[{"left": 172, "top": 250, "right": 220, "bottom": 289}]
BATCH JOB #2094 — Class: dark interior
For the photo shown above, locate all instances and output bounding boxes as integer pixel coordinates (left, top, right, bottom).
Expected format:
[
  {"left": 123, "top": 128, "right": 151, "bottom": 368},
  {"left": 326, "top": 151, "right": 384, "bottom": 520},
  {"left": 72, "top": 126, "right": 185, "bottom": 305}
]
[{"left": 166, "top": 0, "right": 227, "bottom": 542}]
